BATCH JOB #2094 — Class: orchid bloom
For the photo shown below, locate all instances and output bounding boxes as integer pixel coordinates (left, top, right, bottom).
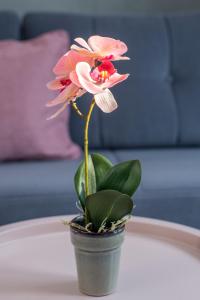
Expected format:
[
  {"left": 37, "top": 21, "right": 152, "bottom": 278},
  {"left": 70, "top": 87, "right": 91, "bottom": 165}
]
[
  {"left": 73, "top": 60, "right": 129, "bottom": 113},
  {"left": 47, "top": 35, "right": 129, "bottom": 118},
  {"left": 46, "top": 50, "right": 92, "bottom": 119},
  {"left": 71, "top": 35, "right": 129, "bottom": 61}
]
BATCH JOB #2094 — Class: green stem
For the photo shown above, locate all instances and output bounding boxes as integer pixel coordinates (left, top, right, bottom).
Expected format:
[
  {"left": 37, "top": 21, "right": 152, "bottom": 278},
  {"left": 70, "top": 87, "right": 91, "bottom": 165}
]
[
  {"left": 71, "top": 101, "right": 85, "bottom": 118},
  {"left": 84, "top": 98, "right": 96, "bottom": 197}
]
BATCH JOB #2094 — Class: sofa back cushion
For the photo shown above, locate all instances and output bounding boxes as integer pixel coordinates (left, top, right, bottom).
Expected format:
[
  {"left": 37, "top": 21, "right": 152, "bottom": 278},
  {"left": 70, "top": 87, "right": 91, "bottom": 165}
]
[
  {"left": 0, "top": 11, "right": 20, "bottom": 39},
  {"left": 20, "top": 12, "right": 200, "bottom": 149},
  {"left": 167, "top": 13, "right": 200, "bottom": 146},
  {"left": 94, "top": 15, "right": 178, "bottom": 148}
]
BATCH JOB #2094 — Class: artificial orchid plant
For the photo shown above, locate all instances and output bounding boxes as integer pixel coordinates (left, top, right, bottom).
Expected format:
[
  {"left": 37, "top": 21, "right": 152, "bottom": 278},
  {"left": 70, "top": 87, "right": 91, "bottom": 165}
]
[{"left": 47, "top": 36, "right": 141, "bottom": 233}]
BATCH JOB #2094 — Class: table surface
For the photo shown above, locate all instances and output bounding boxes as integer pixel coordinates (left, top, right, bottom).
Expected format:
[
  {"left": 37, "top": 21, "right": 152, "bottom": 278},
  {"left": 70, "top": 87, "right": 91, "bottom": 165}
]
[{"left": 0, "top": 216, "right": 199, "bottom": 300}]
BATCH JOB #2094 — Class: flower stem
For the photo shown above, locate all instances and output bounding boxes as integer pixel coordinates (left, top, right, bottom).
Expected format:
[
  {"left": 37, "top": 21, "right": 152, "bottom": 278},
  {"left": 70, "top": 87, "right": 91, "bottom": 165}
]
[
  {"left": 84, "top": 98, "right": 96, "bottom": 197},
  {"left": 71, "top": 101, "right": 85, "bottom": 118}
]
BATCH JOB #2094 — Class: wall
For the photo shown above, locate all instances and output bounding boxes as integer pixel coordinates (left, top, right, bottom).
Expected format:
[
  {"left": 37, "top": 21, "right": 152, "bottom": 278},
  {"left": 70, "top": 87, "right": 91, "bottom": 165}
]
[{"left": 0, "top": 0, "right": 199, "bottom": 16}]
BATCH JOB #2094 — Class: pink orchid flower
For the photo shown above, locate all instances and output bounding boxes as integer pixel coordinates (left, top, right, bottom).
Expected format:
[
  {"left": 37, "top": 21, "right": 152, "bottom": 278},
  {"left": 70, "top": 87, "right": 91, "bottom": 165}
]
[
  {"left": 73, "top": 59, "right": 129, "bottom": 113},
  {"left": 46, "top": 50, "right": 92, "bottom": 119},
  {"left": 71, "top": 35, "right": 129, "bottom": 61},
  {"left": 47, "top": 36, "right": 129, "bottom": 118}
]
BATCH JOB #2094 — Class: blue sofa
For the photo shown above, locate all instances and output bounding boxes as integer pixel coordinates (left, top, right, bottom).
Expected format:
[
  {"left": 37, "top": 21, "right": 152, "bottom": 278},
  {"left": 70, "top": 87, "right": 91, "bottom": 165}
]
[{"left": 0, "top": 11, "right": 200, "bottom": 228}]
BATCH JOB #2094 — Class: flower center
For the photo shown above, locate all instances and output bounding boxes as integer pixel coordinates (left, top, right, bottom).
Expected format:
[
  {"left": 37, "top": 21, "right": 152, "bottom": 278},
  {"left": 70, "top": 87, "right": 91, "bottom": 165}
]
[
  {"left": 91, "top": 60, "right": 116, "bottom": 83},
  {"left": 99, "top": 70, "right": 109, "bottom": 81},
  {"left": 60, "top": 78, "right": 72, "bottom": 86},
  {"left": 59, "top": 78, "right": 72, "bottom": 93}
]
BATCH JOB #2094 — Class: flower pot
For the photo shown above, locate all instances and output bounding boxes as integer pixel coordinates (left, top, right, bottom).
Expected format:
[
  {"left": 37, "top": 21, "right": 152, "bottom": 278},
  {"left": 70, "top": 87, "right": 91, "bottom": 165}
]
[{"left": 70, "top": 217, "right": 125, "bottom": 297}]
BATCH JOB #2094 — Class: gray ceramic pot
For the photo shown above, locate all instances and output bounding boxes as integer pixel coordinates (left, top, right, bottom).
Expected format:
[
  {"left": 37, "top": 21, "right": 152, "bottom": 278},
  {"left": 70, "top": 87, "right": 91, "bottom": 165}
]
[{"left": 70, "top": 217, "right": 125, "bottom": 297}]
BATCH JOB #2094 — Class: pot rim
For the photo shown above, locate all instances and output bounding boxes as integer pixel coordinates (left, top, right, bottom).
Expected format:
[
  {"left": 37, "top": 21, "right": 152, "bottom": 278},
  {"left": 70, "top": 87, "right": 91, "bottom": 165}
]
[{"left": 70, "top": 215, "right": 125, "bottom": 237}]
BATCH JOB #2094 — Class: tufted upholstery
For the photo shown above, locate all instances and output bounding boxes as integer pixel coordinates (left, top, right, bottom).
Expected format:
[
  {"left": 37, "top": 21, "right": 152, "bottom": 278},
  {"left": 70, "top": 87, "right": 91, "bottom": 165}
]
[
  {"left": 0, "top": 12, "right": 200, "bottom": 228},
  {"left": 21, "top": 12, "right": 200, "bottom": 149},
  {"left": 0, "top": 11, "right": 20, "bottom": 39},
  {"left": 167, "top": 13, "right": 200, "bottom": 145},
  {"left": 22, "top": 13, "right": 176, "bottom": 148}
]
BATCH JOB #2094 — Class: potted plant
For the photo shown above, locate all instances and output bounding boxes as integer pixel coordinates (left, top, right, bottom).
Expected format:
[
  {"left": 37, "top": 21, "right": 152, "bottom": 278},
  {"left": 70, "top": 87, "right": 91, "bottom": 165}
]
[{"left": 47, "top": 35, "right": 141, "bottom": 296}]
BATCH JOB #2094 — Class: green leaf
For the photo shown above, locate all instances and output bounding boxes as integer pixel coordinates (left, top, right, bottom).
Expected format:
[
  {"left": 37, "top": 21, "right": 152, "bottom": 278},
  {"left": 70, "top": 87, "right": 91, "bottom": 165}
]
[
  {"left": 74, "top": 155, "right": 96, "bottom": 210},
  {"left": 98, "top": 160, "right": 141, "bottom": 197},
  {"left": 85, "top": 190, "right": 133, "bottom": 231},
  {"left": 74, "top": 153, "right": 112, "bottom": 209},
  {"left": 91, "top": 153, "right": 113, "bottom": 189}
]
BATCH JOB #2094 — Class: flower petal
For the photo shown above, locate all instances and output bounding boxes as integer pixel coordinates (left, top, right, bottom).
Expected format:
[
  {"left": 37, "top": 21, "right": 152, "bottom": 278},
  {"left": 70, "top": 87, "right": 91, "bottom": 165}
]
[
  {"left": 70, "top": 70, "right": 81, "bottom": 87},
  {"left": 76, "top": 62, "right": 103, "bottom": 94},
  {"left": 102, "top": 73, "right": 129, "bottom": 89},
  {"left": 94, "top": 89, "right": 118, "bottom": 113},
  {"left": 47, "top": 78, "right": 65, "bottom": 90},
  {"left": 46, "top": 83, "right": 78, "bottom": 107},
  {"left": 113, "top": 56, "right": 130, "bottom": 61},
  {"left": 88, "top": 36, "right": 128, "bottom": 58},
  {"left": 71, "top": 44, "right": 97, "bottom": 58},
  {"left": 74, "top": 37, "right": 92, "bottom": 51},
  {"left": 53, "top": 50, "right": 91, "bottom": 76},
  {"left": 53, "top": 51, "right": 70, "bottom": 76},
  {"left": 47, "top": 102, "right": 68, "bottom": 120}
]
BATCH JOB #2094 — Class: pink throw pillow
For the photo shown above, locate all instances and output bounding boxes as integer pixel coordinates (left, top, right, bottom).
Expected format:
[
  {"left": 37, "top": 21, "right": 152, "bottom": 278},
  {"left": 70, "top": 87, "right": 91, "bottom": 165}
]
[{"left": 0, "top": 30, "right": 81, "bottom": 161}]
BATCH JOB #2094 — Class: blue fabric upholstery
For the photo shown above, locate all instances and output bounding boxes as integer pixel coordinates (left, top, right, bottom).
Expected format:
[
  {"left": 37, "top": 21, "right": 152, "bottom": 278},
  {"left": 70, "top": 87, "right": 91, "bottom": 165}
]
[
  {"left": 115, "top": 149, "right": 200, "bottom": 229},
  {"left": 0, "top": 12, "right": 200, "bottom": 229},
  {"left": 0, "top": 11, "right": 20, "bottom": 39},
  {"left": 95, "top": 15, "right": 178, "bottom": 148},
  {"left": 22, "top": 13, "right": 94, "bottom": 41},
  {"left": 20, "top": 13, "right": 200, "bottom": 149},
  {"left": 21, "top": 13, "right": 178, "bottom": 148},
  {"left": 167, "top": 13, "right": 200, "bottom": 145},
  {"left": 0, "top": 149, "right": 199, "bottom": 228},
  {"left": 0, "top": 151, "right": 118, "bottom": 225}
]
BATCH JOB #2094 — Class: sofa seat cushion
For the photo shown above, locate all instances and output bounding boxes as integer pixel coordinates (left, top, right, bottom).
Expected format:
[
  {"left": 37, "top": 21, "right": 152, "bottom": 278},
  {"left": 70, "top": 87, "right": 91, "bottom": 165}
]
[
  {"left": 0, "top": 151, "right": 118, "bottom": 225},
  {"left": 116, "top": 148, "right": 200, "bottom": 228},
  {"left": 116, "top": 148, "right": 200, "bottom": 193},
  {"left": 0, "top": 149, "right": 200, "bottom": 228}
]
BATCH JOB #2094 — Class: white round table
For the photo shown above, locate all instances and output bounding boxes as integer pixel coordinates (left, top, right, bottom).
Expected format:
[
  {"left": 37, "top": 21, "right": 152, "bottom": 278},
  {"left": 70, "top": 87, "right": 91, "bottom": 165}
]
[{"left": 0, "top": 216, "right": 199, "bottom": 299}]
